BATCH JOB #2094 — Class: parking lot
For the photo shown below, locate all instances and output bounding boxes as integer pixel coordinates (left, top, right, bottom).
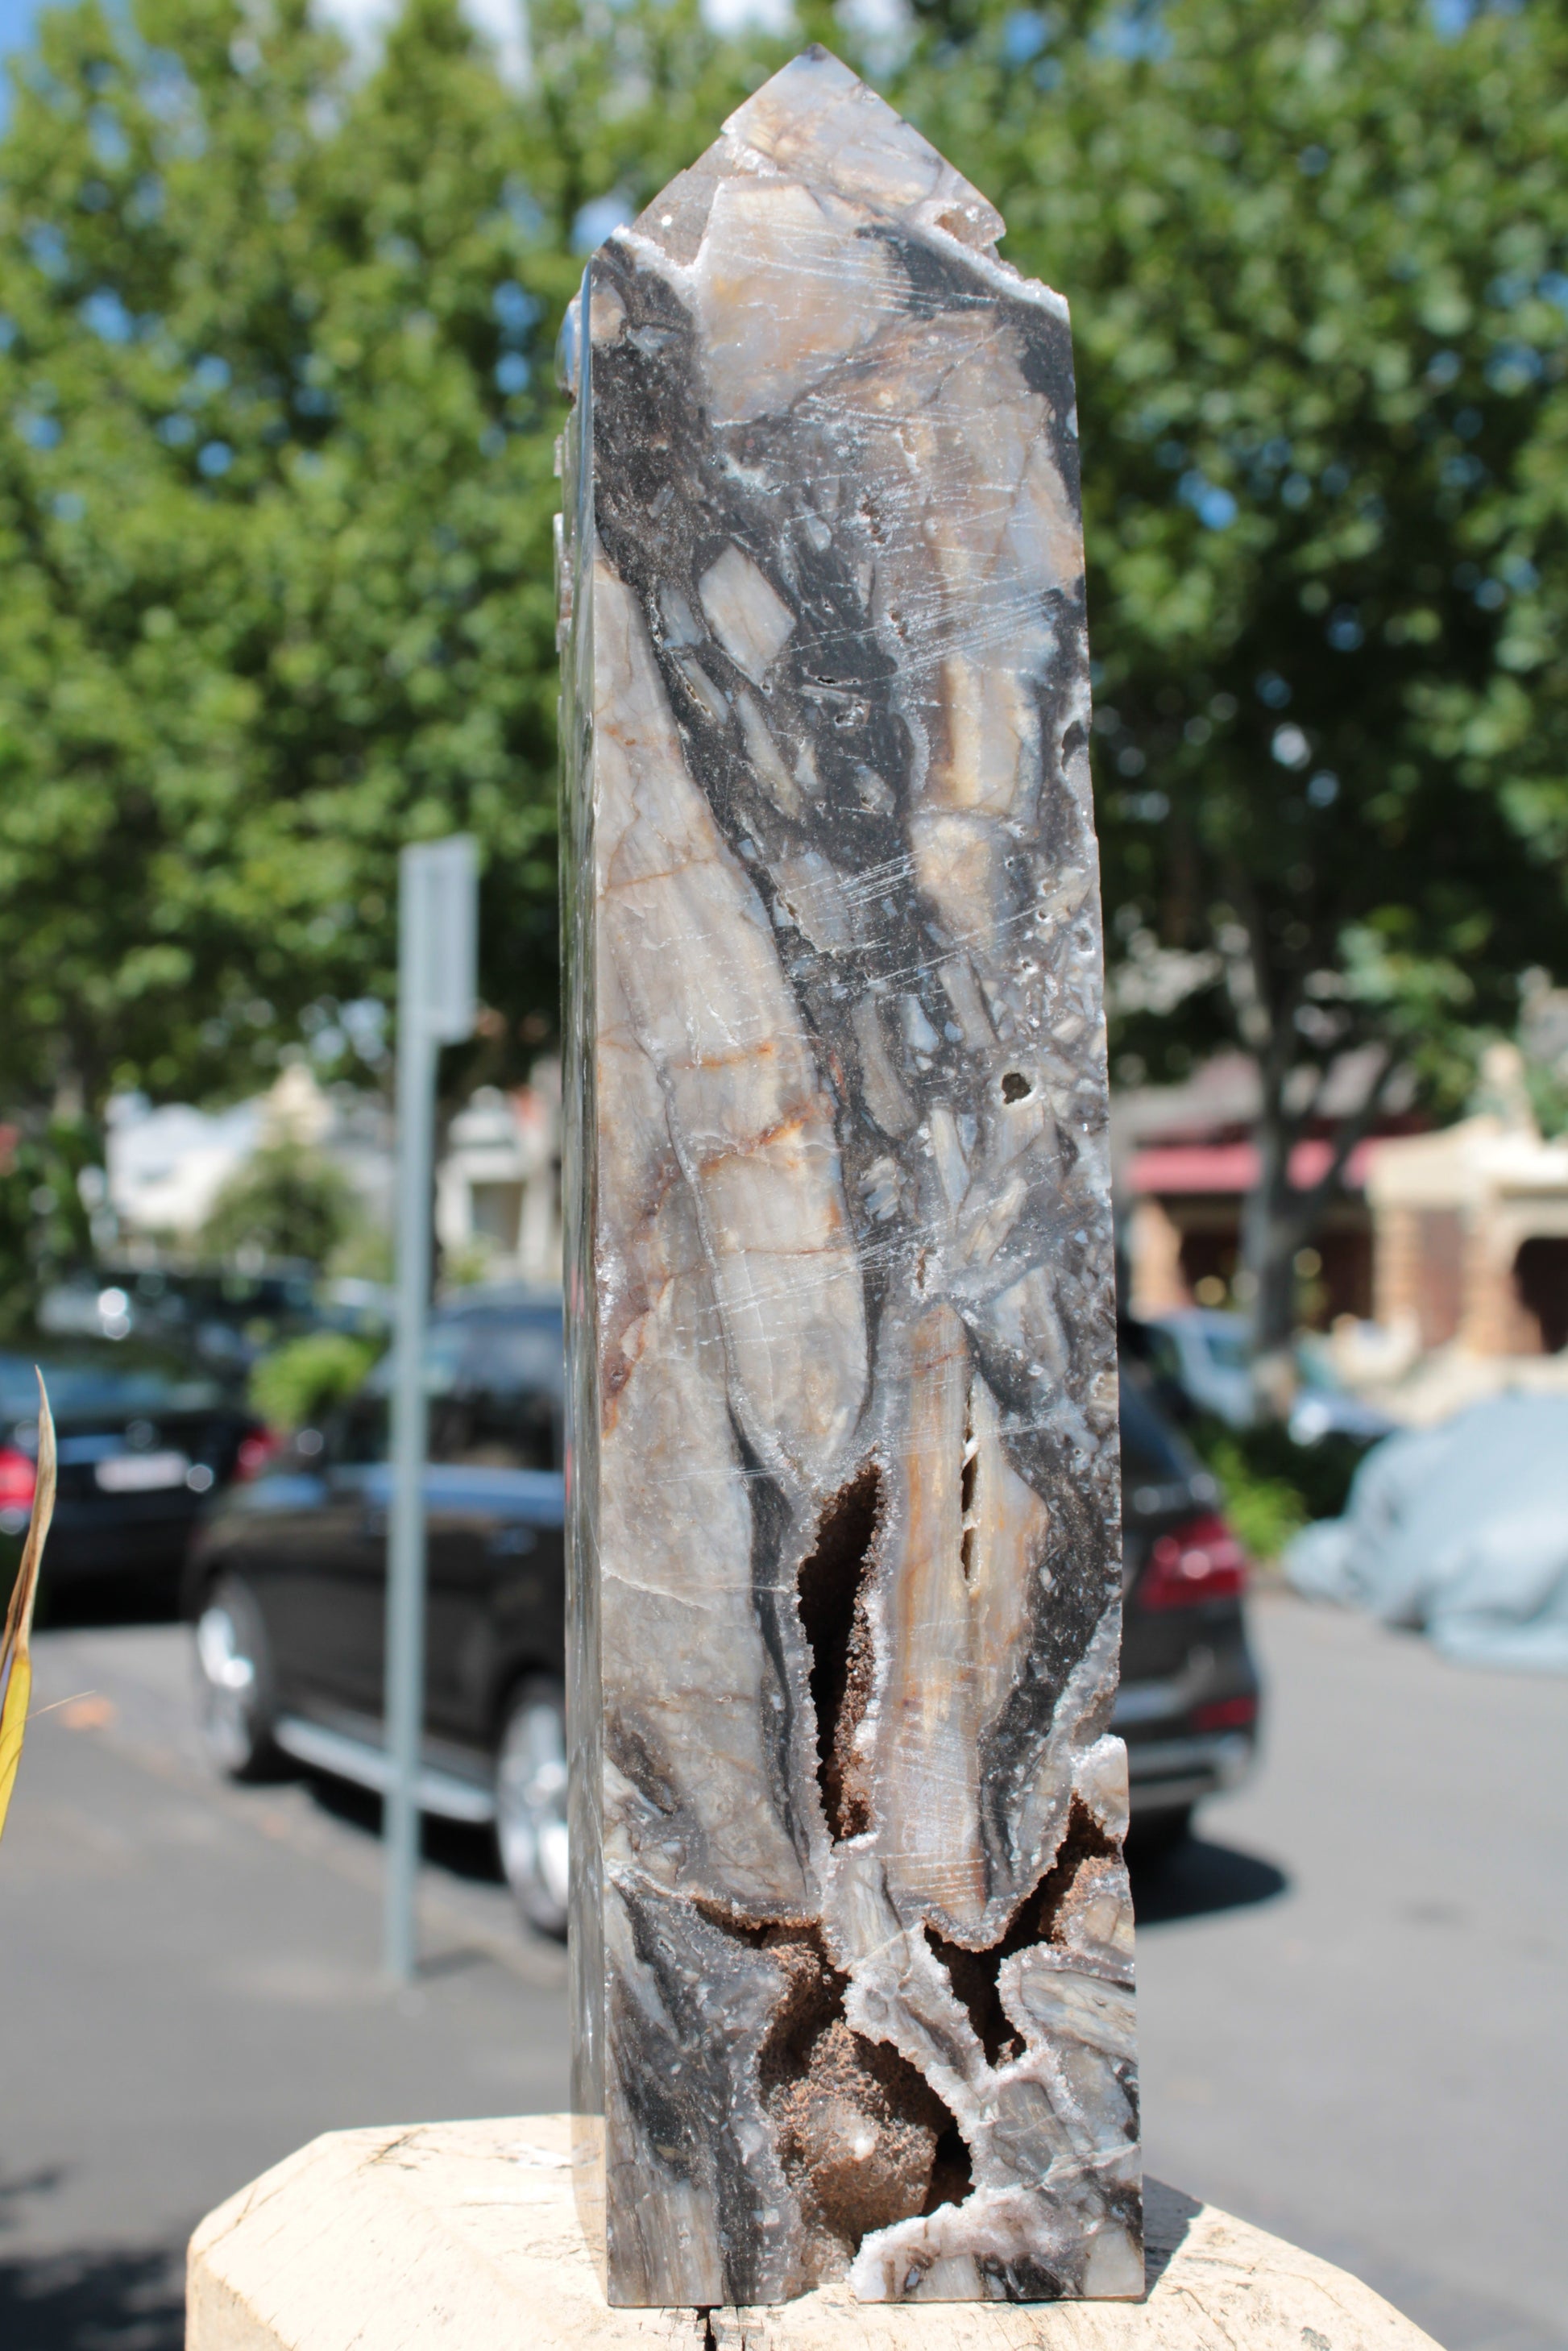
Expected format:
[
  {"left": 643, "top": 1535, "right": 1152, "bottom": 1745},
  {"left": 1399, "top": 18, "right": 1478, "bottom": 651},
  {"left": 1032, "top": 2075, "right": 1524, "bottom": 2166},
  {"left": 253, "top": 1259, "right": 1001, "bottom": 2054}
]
[{"left": 0, "top": 1589, "right": 1562, "bottom": 2351}]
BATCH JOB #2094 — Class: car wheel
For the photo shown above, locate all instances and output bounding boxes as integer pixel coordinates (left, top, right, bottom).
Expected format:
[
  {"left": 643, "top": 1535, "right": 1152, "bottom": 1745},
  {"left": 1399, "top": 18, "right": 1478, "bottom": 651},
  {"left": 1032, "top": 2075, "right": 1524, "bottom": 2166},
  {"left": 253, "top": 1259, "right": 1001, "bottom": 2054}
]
[
  {"left": 496, "top": 1676, "right": 569, "bottom": 1940},
  {"left": 194, "top": 1576, "right": 284, "bottom": 1781}
]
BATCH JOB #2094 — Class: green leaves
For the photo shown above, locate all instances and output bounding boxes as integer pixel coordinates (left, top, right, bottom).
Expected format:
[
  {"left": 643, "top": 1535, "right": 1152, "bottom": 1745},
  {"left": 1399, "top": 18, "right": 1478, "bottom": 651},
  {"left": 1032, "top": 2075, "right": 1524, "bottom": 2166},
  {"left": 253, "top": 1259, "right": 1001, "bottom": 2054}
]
[
  {"left": 200, "top": 1136, "right": 358, "bottom": 1267},
  {"left": 0, "top": 0, "right": 1561, "bottom": 1261},
  {"left": 0, "top": 0, "right": 570, "bottom": 1109},
  {"left": 897, "top": 0, "right": 1566, "bottom": 1119},
  {"left": 0, "top": 0, "right": 798, "bottom": 1121},
  {"left": 248, "top": 1327, "right": 380, "bottom": 1434}
]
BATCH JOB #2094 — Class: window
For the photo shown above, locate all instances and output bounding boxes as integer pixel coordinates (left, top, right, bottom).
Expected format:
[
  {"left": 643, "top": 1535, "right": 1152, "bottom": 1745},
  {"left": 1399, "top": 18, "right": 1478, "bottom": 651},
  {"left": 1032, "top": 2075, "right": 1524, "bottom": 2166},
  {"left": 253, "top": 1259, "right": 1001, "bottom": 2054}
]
[{"left": 469, "top": 1181, "right": 524, "bottom": 1249}]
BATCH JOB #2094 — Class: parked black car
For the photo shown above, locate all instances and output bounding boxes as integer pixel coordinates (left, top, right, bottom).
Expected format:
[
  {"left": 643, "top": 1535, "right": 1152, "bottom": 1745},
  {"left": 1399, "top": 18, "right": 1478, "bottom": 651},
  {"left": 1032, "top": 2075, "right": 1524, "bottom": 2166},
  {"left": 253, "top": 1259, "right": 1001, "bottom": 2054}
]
[
  {"left": 1113, "top": 1350, "right": 1261, "bottom": 1843},
  {"left": 186, "top": 1288, "right": 1259, "bottom": 1937},
  {"left": 185, "top": 1288, "right": 570, "bottom": 1930},
  {"left": 1, "top": 1337, "right": 272, "bottom": 1607}
]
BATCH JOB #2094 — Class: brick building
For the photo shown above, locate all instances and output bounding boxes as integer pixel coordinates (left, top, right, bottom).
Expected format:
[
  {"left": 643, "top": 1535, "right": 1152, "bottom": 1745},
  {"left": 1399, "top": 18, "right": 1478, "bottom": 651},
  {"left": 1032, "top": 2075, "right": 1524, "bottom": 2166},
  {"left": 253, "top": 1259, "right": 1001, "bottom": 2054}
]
[
  {"left": 1118, "top": 1043, "right": 1568, "bottom": 1361},
  {"left": 1367, "top": 1050, "right": 1568, "bottom": 1358},
  {"left": 1115, "top": 1049, "right": 1421, "bottom": 1327}
]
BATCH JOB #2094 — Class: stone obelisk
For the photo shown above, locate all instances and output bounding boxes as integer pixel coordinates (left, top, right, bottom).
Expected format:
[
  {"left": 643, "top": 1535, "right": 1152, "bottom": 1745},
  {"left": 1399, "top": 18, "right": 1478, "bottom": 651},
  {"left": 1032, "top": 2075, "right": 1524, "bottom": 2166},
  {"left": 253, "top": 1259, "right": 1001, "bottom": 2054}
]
[{"left": 558, "top": 48, "right": 1139, "bottom": 2309}]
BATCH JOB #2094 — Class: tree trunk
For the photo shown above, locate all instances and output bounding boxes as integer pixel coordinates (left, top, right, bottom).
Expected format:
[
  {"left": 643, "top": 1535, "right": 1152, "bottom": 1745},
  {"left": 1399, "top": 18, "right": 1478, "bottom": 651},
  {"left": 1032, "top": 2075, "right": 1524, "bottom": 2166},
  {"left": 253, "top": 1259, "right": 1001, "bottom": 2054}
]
[
  {"left": 1238, "top": 1037, "right": 1395, "bottom": 1408},
  {"left": 1238, "top": 1091, "right": 1304, "bottom": 1378},
  {"left": 1215, "top": 896, "right": 1395, "bottom": 1406}
]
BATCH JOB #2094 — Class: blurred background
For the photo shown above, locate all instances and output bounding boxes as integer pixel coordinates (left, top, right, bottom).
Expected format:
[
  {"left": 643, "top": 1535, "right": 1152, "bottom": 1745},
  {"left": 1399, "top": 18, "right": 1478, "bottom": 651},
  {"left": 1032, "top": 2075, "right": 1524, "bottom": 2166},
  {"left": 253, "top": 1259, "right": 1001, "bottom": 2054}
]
[{"left": 0, "top": 0, "right": 1564, "bottom": 2345}]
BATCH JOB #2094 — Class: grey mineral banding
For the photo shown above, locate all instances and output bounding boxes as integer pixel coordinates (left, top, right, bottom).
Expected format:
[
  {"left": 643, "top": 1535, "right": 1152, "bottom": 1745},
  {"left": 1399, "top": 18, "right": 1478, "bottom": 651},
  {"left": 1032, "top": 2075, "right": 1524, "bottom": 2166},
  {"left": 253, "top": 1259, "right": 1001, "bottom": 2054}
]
[{"left": 558, "top": 45, "right": 1140, "bottom": 2310}]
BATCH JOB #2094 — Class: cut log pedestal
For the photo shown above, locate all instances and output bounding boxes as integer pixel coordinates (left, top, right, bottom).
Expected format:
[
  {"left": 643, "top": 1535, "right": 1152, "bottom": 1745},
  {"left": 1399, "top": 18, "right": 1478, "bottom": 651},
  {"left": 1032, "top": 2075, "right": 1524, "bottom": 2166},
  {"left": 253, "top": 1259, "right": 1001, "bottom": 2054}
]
[{"left": 186, "top": 2113, "right": 1442, "bottom": 2351}]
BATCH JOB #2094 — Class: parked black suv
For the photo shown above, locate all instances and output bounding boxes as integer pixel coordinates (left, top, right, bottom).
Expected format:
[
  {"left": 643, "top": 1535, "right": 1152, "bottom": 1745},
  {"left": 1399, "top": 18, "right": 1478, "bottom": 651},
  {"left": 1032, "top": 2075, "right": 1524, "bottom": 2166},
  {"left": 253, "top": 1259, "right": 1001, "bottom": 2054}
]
[
  {"left": 2, "top": 1336, "right": 272, "bottom": 1609},
  {"left": 186, "top": 1289, "right": 1259, "bottom": 1935},
  {"left": 1114, "top": 1347, "right": 1261, "bottom": 1841}
]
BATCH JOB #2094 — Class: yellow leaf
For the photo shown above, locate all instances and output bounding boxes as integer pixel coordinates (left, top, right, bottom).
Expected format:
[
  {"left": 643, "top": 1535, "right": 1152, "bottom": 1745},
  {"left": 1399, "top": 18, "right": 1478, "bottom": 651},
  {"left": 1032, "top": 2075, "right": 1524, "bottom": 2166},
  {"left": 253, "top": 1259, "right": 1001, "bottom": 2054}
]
[
  {"left": 0, "top": 1650, "right": 33, "bottom": 1843},
  {"left": 0, "top": 1375, "right": 57, "bottom": 1849}
]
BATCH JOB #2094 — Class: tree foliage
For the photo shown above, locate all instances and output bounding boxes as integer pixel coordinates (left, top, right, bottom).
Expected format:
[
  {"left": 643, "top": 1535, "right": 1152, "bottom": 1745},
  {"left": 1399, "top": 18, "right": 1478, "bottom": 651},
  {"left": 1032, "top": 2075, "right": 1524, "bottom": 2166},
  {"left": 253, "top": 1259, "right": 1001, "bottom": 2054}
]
[
  {"left": 0, "top": 1113, "right": 97, "bottom": 1326},
  {"left": 198, "top": 1134, "right": 357, "bottom": 1265},
  {"left": 894, "top": 0, "right": 1568, "bottom": 1343},
  {"left": 0, "top": 0, "right": 1564, "bottom": 1351},
  {"left": 0, "top": 0, "right": 576, "bottom": 1111}
]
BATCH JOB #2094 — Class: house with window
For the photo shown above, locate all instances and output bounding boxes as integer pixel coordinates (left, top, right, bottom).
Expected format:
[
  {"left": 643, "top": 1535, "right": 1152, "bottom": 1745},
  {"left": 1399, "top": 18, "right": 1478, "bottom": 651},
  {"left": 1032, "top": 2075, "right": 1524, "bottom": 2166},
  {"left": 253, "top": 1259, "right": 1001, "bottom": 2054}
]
[
  {"left": 1116, "top": 1042, "right": 1568, "bottom": 1370},
  {"left": 1366, "top": 1049, "right": 1568, "bottom": 1359},
  {"left": 433, "top": 1066, "right": 562, "bottom": 1287}
]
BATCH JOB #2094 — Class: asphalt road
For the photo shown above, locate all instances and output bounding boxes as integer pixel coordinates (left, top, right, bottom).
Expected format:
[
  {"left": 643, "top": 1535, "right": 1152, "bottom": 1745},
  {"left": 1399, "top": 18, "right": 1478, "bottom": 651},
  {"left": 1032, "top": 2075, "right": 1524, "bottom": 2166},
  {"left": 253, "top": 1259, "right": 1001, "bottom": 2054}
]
[
  {"left": 0, "top": 1589, "right": 1562, "bottom": 2351},
  {"left": 1135, "top": 1593, "right": 1566, "bottom": 2351}
]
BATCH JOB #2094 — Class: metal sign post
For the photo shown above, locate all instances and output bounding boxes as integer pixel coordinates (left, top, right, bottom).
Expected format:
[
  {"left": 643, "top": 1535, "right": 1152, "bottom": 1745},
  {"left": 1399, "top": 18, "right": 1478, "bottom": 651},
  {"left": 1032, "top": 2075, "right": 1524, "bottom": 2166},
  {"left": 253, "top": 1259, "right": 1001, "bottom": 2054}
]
[{"left": 384, "top": 835, "right": 477, "bottom": 1984}]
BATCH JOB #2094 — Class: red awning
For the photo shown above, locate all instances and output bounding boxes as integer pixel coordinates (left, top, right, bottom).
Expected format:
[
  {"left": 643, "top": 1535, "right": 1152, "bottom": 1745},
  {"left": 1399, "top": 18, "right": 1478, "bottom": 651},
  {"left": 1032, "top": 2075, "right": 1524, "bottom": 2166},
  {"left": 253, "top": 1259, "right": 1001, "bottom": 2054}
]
[{"left": 1128, "top": 1138, "right": 1380, "bottom": 1197}]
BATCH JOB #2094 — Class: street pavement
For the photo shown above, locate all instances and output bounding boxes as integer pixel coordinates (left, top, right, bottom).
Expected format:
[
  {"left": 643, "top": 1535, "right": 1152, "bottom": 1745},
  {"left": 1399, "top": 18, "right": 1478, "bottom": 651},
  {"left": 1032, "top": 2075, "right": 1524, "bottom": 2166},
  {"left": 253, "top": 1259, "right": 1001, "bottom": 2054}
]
[
  {"left": 0, "top": 1588, "right": 1562, "bottom": 2350},
  {"left": 0, "top": 1618, "right": 570, "bottom": 2348},
  {"left": 1136, "top": 1591, "right": 1566, "bottom": 2351}
]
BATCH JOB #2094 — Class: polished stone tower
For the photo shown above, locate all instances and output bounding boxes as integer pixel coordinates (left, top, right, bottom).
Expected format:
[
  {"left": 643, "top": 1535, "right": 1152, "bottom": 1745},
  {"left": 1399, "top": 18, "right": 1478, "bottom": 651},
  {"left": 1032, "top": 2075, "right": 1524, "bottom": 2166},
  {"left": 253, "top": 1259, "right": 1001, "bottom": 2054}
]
[{"left": 558, "top": 48, "right": 1139, "bottom": 2310}]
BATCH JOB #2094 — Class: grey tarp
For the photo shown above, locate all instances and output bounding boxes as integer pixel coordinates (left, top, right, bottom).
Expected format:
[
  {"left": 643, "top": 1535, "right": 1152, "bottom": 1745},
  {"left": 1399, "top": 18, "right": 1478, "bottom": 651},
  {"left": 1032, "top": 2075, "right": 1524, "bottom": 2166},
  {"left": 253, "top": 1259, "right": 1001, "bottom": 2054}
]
[{"left": 1285, "top": 1393, "right": 1568, "bottom": 1671}]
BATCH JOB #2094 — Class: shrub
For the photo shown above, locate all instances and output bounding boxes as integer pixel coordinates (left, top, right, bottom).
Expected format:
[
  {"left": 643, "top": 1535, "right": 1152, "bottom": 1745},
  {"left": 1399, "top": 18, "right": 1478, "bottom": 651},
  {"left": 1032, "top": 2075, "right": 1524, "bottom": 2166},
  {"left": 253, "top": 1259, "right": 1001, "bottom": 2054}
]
[
  {"left": 201, "top": 1142, "right": 358, "bottom": 1270},
  {"left": 1188, "top": 1417, "right": 1370, "bottom": 1565},
  {"left": 249, "top": 1331, "right": 379, "bottom": 1433}
]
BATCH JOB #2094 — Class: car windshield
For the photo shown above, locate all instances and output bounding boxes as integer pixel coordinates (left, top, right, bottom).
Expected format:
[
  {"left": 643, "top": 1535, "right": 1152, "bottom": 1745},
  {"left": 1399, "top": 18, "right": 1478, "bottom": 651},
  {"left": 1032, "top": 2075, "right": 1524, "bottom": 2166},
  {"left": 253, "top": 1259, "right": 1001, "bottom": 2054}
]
[
  {"left": 451, "top": 1312, "right": 565, "bottom": 1400},
  {"left": 341, "top": 1304, "right": 565, "bottom": 1471},
  {"left": 0, "top": 1345, "right": 230, "bottom": 1420}
]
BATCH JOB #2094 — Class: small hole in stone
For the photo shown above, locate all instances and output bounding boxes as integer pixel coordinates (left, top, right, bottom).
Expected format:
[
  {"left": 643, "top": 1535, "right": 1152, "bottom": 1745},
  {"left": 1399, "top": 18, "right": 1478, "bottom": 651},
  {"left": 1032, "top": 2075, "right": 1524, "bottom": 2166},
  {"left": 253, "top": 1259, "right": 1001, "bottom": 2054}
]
[
  {"left": 926, "top": 1929, "right": 1021, "bottom": 2067},
  {"left": 935, "top": 205, "right": 989, "bottom": 251},
  {"left": 1001, "top": 1071, "right": 1031, "bottom": 1103}
]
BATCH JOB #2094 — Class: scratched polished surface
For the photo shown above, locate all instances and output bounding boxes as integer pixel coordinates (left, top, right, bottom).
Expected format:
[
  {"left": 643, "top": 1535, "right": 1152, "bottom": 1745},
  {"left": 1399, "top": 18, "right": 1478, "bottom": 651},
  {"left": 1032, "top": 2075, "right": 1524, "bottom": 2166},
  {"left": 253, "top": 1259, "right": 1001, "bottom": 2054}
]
[{"left": 559, "top": 48, "right": 1136, "bottom": 2307}]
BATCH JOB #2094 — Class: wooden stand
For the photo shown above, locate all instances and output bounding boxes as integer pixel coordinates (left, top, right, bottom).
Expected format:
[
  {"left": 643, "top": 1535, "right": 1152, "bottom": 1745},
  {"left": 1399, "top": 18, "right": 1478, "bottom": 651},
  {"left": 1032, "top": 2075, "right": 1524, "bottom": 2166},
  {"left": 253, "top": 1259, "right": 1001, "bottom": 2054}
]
[{"left": 187, "top": 2112, "right": 1439, "bottom": 2351}]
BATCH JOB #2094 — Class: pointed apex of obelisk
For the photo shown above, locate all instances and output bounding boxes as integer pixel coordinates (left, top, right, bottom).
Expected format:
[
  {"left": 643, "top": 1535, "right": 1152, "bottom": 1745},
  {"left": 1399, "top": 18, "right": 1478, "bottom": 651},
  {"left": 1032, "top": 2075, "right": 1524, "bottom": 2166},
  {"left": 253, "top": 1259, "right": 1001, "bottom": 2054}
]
[
  {"left": 600, "top": 42, "right": 1061, "bottom": 428},
  {"left": 719, "top": 45, "right": 1006, "bottom": 249},
  {"left": 613, "top": 44, "right": 1006, "bottom": 266}
]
